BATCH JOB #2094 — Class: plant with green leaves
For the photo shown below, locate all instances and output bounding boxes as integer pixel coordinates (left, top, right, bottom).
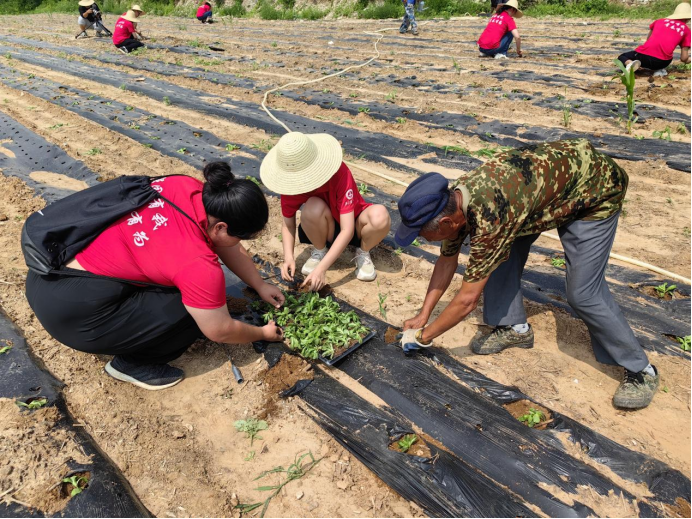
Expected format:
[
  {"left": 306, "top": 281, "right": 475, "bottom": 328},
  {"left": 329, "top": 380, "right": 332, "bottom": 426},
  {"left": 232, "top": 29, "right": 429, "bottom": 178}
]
[
  {"left": 85, "top": 148, "right": 101, "bottom": 156},
  {"left": 377, "top": 282, "right": 387, "bottom": 320},
  {"left": 551, "top": 257, "right": 566, "bottom": 268},
  {"left": 358, "top": 183, "right": 370, "bottom": 196},
  {"left": 162, "top": 96, "right": 171, "bottom": 106},
  {"left": 245, "top": 451, "right": 256, "bottom": 461},
  {"left": 473, "top": 148, "right": 496, "bottom": 158},
  {"left": 177, "top": 147, "right": 187, "bottom": 154},
  {"left": 677, "top": 335, "right": 691, "bottom": 352},
  {"left": 16, "top": 398, "right": 47, "bottom": 410},
  {"left": 260, "top": 292, "right": 369, "bottom": 360},
  {"left": 411, "top": 238, "right": 421, "bottom": 247},
  {"left": 226, "top": 143, "right": 240, "bottom": 151},
  {"left": 385, "top": 90, "right": 397, "bottom": 102},
  {"left": 613, "top": 59, "right": 637, "bottom": 134},
  {"left": 63, "top": 475, "right": 88, "bottom": 497},
  {"left": 653, "top": 126, "right": 672, "bottom": 141},
  {"left": 654, "top": 282, "right": 676, "bottom": 298},
  {"left": 397, "top": 434, "right": 418, "bottom": 453},
  {"left": 234, "top": 418, "right": 268, "bottom": 445},
  {"left": 0, "top": 344, "right": 12, "bottom": 354},
  {"left": 562, "top": 104, "right": 572, "bottom": 128},
  {"left": 236, "top": 452, "right": 321, "bottom": 518},
  {"left": 518, "top": 408, "right": 545, "bottom": 428},
  {"left": 358, "top": 107, "right": 370, "bottom": 114}
]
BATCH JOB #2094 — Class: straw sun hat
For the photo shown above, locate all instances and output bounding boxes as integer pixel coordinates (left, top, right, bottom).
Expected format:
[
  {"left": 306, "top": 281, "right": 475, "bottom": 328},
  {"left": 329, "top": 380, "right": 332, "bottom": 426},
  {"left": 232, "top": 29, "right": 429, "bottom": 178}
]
[
  {"left": 121, "top": 9, "right": 139, "bottom": 21},
  {"left": 131, "top": 4, "right": 145, "bottom": 12},
  {"left": 668, "top": 2, "right": 691, "bottom": 19},
  {"left": 260, "top": 132, "right": 343, "bottom": 195},
  {"left": 501, "top": 0, "right": 523, "bottom": 17},
  {"left": 78, "top": 0, "right": 93, "bottom": 6}
]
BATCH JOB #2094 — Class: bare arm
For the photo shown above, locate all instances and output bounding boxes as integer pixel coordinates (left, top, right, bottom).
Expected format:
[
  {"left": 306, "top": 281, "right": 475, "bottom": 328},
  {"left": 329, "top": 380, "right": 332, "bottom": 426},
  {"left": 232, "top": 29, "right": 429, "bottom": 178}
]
[
  {"left": 302, "top": 211, "right": 356, "bottom": 291},
  {"left": 511, "top": 29, "right": 522, "bottom": 56},
  {"left": 281, "top": 216, "right": 297, "bottom": 281},
  {"left": 420, "top": 276, "right": 489, "bottom": 343},
  {"left": 403, "top": 253, "right": 459, "bottom": 330},
  {"left": 681, "top": 46, "right": 690, "bottom": 64},
  {"left": 185, "top": 305, "right": 282, "bottom": 344}
]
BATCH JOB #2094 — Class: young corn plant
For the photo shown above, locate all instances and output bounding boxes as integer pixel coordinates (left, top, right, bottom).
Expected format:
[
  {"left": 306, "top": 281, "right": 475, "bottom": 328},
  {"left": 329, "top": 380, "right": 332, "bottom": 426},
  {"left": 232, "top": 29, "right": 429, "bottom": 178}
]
[
  {"left": 562, "top": 104, "right": 572, "bottom": 128},
  {"left": 518, "top": 408, "right": 545, "bottom": 428},
  {"left": 377, "top": 284, "right": 388, "bottom": 320},
  {"left": 397, "top": 434, "right": 418, "bottom": 453},
  {"left": 613, "top": 59, "right": 637, "bottom": 134},
  {"left": 655, "top": 282, "right": 676, "bottom": 298}
]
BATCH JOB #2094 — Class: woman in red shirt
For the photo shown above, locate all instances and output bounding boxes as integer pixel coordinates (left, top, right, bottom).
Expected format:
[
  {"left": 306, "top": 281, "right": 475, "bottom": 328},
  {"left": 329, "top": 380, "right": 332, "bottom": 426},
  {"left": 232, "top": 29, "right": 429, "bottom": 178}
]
[
  {"left": 25, "top": 163, "right": 284, "bottom": 390},
  {"left": 112, "top": 10, "right": 144, "bottom": 54},
  {"left": 197, "top": 2, "right": 214, "bottom": 23},
  {"left": 477, "top": 0, "right": 523, "bottom": 59},
  {"left": 260, "top": 132, "right": 391, "bottom": 292},
  {"left": 617, "top": 2, "right": 690, "bottom": 76}
]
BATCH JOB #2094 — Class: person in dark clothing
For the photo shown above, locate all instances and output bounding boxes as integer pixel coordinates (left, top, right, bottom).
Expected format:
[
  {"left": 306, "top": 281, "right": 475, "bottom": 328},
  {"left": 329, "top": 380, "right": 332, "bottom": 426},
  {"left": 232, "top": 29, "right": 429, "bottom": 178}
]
[
  {"left": 76, "top": 0, "right": 106, "bottom": 38},
  {"left": 26, "top": 163, "right": 284, "bottom": 391}
]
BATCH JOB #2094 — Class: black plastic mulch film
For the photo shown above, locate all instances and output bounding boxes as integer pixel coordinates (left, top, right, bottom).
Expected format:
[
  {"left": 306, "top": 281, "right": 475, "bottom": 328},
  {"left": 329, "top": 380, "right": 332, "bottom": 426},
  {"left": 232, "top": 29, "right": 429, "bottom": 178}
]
[
  {"left": 231, "top": 260, "right": 691, "bottom": 518},
  {"left": 0, "top": 63, "right": 689, "bottom": 357},
  {"left": 0, "top": 310, "right": 151, "bottom": 518}
]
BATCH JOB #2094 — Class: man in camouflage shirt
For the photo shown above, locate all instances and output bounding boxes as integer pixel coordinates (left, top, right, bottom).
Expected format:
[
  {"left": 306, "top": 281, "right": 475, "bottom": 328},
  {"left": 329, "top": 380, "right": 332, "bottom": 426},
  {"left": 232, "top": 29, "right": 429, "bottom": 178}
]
[{"left": 395, "top": 139, "right": 658, "bottom": 409}]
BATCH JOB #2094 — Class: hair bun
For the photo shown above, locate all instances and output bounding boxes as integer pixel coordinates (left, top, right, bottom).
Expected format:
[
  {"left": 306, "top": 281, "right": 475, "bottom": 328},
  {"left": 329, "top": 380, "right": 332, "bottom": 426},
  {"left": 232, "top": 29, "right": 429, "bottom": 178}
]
[{"left": 203, "top": 162, "right": 235, "bottom": 192}]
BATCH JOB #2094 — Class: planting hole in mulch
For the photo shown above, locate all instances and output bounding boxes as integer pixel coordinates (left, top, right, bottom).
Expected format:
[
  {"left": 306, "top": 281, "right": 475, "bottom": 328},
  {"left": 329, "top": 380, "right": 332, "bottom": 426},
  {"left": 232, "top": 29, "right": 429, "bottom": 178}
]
[
  {"left": 226, "top": 296, "right": 248, "bottom": 315},
  {"left": 297, "top": 283, "right": 333, "bottom": 297},
  {"left": 384, "top": 327, "right": 400, "bottom": 344},
  {"left": 389, "top": 433, "right": 432, "bottom": 458},
  {"left": 260, "top": 353, "right": 314, "bottom": 419},
  {"left": 503, "top": 400, "right": 553, "bottom": 430},
  {"left": 58, "top": 471, "right": 90, "bottom": 499},
  {"left": 634, "top": 284, "right": 690, "bottom": 301}
]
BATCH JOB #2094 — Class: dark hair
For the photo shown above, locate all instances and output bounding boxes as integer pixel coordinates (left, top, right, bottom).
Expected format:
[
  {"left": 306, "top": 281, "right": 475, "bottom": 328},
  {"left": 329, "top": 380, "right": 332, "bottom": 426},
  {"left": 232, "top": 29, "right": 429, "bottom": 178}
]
[
  {"left": 497, "top": 4, "right": 514, "bottom": 14},
  {"left": 204, "top": 2, "right": 211, "bottom": 6},
  {"left": 202, "top": 162, "right": 268, "bottom": 240},
  {"left": 420, "top": 189, "right": 456, "bottom": 234}
]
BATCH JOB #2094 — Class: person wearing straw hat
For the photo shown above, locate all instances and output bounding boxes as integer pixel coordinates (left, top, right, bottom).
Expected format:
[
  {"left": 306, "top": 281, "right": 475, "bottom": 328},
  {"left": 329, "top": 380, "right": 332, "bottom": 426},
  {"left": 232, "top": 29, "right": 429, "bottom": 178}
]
[
  {"left": 260, "top": 132, "right": 391, "bottom": 291},
  {"left": 197, "top": 1, "right": 214, "bottom": 24},
  {"left": 113, "top": 9, "right": 145, "bottom": 54},
  {"left": 617, "top": 2, "right": 690, "bottom": 78},
  {"left": 477, "top": 0, "right": 523, "bottom": 59},
  {"left": 395, "top": 139, "right": 660, "bottom": 410},
  {"left": 76, "top": 0, "right": 106, "bottom": 39}
]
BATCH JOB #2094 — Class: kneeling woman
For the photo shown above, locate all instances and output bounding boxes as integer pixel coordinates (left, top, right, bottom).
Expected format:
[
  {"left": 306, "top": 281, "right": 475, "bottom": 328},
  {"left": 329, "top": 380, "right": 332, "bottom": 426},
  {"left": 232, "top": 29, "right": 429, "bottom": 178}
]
[{"left": 26, "top": 163, "right": 284, "bottom": 390}]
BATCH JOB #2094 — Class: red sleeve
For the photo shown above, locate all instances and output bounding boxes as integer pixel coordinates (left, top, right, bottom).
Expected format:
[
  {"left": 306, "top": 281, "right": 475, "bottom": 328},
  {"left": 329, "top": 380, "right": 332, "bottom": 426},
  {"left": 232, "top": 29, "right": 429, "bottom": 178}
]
[
  {"left": 649, "top": 20, "right": 656, "bottom": 30},
  {"left": 333, "top": 164, "right": 360, "bottom": 215},
  {"left": 684, "top": 26, "right": 691, "bottom": 48},
  {"left": 173, "top": 255, "right": 226, "bottom": 309},
  {"left": 506, "top": 13, "right": 517, "bottom": 31},
  {"left": 281, "top": 194, "right": 306, "bottom": 218}
]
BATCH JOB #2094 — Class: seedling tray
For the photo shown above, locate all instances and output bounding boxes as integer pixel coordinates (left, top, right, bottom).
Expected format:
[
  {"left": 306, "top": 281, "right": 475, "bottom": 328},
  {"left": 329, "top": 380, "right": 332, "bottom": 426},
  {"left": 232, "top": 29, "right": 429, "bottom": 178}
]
[{"left": 318, "top": 329, "right": 377, "bottom": 366}]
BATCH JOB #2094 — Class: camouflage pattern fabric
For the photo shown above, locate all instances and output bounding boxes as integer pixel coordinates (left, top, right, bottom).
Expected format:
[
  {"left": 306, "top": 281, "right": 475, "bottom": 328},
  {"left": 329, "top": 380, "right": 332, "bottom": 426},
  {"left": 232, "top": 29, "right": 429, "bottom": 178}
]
[{"left": 441, "top": 139, "right": 628, "bottom": 282}]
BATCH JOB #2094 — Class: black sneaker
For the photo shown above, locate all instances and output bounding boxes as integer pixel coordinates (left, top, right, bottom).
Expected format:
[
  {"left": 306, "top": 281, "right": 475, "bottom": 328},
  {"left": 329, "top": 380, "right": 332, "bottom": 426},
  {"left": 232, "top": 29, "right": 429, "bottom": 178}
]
[
  {"left": 105, "top": 356, "right": 184, "bottom": 390},
  {"left": 470, "top": 325, "right": 534, "bottom": 355},
  {"left": 612, "top": 365, "right": 659, "bottom": 409}
]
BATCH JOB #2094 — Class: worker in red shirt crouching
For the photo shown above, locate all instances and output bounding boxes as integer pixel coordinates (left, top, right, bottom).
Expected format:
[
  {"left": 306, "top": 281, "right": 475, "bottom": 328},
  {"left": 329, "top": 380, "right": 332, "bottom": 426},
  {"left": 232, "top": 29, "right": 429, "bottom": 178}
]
[{"left": 113, "top": 10, "right": 145, "bottom": 54}]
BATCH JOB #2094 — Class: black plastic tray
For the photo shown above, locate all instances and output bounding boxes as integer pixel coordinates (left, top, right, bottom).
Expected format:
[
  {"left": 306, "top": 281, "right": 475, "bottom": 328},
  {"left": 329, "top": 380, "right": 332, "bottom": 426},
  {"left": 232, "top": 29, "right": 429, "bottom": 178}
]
[{"left": 318, "top": 329, "right": 377, "bottom": 366}]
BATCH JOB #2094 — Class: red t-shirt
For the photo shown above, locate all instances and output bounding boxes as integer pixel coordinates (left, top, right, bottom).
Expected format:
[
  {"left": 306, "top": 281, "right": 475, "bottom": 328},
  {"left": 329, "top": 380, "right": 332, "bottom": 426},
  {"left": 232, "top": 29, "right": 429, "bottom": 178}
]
[
  {"left": 113, "top": 17, "right": 135, "bottom": 45},
  {"left": 478, "top": 11, "right": 517, "bottom": 50},
  {"left": 77, "top": 176, "right": 226, "bottom": 310},
  {"left": 636, "top": 19, "right": 691, "bottom": 61},
  {"left": 280, "top": 162, "right": 371, "bottom": 224},
  {"left": 197, "top": 4, "right": 211, "bottom": 17}
]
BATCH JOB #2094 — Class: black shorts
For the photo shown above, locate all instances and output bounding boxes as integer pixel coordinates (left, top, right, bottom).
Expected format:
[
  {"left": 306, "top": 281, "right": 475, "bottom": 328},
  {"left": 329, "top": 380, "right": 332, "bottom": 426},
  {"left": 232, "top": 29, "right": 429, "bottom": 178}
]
[
  {"left": 298, "top": 222, "right": 361, "bottom": 248},
  {"left": 25, "top": 270, "right": 203, "bottom": 365},
  {"left": 617, "top": 50, "right": 671, "bottom": 71}
]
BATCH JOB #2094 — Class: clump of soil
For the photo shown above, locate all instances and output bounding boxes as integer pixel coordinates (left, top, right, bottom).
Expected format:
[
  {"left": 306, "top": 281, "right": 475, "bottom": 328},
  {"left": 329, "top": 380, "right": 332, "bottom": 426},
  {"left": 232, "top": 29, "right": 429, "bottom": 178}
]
[
  {"left": 260, "top": 353, "right": 314, "bottom": 419},
  {"left": 503, "top": 399, "right": 553, "bottom": 430},
  {"left": 384, "top": 327, "right": 400, "bottom": 344},
  {"left": 226, "top": 296, "right": 248, "bottom": 315},
  {"left": 297, "top": 283, "right": 333, "bottom": 297},
  {"left": 661, "top": 497, "right": 692, "bottom": 518},
  {"left": 389, "top": 434, "right": 432, "bottom": 458}
]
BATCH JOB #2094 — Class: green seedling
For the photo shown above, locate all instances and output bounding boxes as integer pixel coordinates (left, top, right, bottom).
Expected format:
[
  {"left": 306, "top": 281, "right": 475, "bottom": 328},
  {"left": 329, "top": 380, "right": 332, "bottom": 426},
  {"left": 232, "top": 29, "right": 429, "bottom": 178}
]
[
  {"left": 655, "top": 282, "right": 676, "bottom": 298},
  {"left": 322, "top": 88, "right": 330, "bottom": 94},
  {"left": 393, "top": 247, "right": 403, "bottom": 256},
  {"left": 271, "top": 41, "right": 278, "bottom": 47},
  {"left": 85, "top": 148, "right": 101, "bottom": 156},
  {"left": 662, "top": 386, "right": 669, "bottom": 393},
  {"left": 358, "top": 183, "right": 370, "bottom": 196},
  {"left": 245, "top": 451, "right": 256, "bottom": 461},
  {"left": 452, "top": 57, "right": 461, "bottom": 72},
  {"left": 226, "top": 143, "right": 240, "bottom": 151},
  {"left": 246, "top": 175, "right": 261, "bottom": 187},
  {"left": 684, "top": 227, "right": 691, "bottom": 237},
  {"left": 440, "top": 145, "right": 468, "bottom": 157},
  {"left": 142, "top": 143, "right": 152, "bottom": 148},
  {"left": 16, "top": 398, "right": 48, "bottom": 410},
  {"left": 129, "top": 123, "right": 140, "bottom": 130},
  {"left": 188, "top": 38, "right": 203, "bottom": 48},
  {"left": 260, "top": 292, "right": 369, "bottom": 360},
  {"left": 125, "top": 106, "right": 134, "bottom": 111},
  {"left": 405, "top": 294, "right": 412, "bottom": 302},
  {"left": 250, "top": 139, "right": 275, "bottom": 152},
  {"left": 358, "top": 107, "right": 370, "bottom": 114},
  {"left": 411, "top": 238, "right": 421, "bottom": 247},
  {"left": 48, "top": 123, "right": 64, "bottom": 130},
  {"left": 163, "top": 96, "right": 171, "bottom": 106},
  {"left": 0, "top": 345, "right": 12, "bottom": 354},
  {"left": 349, "top": 92, "right": 358, "bottom": 98},
  {"left": 177, "top": 148, "right": 187, "bottom": 154},
  {"left": 377, "top": 283, "right": 388, "bottom": 320},
  {"left": 677, "top": 335, "right": 691, "bottom": 352},
  {"left": 119, "top": 83, "right": 127, "bottom": 90},
  {"left": 518, "top": 408, "right": 545, "bottom": 428},
  {"left": 234, "top": 418, "right": 268, "bottom": 445},
  {"left": 551, "top": 257, "right": 566, "bottom": 268},
  {"left": 236, "top": 452, "right": 321, "bottom": 518},
  {"left": 653, "top": 126, "right": 672, "bottom": 141},
  {"left": 397, "top": 434, "right": 418, "bottom": 453},
  {"left": 613, "top": 59, "right": 638, "bottom": 134},
  {"left": 385, "top": 90, "right": 398, "bottom": 102},
  {"left": 62, "top": 475, "right": 88, "bottom": 497},
  {"left": 676, "top": 123, "right": 688, "bottom": 135},
  {"left": 562, "top": 104, "right": 572, "bottom": 128},
  {"left": 613, "top": 29, "right": 621, "bottom": 37},
  {"left": 474, "top": 148, "right": 496, "bottom": 158}
]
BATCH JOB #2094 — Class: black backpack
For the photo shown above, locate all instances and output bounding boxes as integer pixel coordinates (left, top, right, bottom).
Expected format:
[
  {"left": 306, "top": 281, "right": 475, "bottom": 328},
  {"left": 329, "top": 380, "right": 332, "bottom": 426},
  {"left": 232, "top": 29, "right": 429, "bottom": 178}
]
[{"left": 21, "top": 175, "right": 197, "bottom": 285}]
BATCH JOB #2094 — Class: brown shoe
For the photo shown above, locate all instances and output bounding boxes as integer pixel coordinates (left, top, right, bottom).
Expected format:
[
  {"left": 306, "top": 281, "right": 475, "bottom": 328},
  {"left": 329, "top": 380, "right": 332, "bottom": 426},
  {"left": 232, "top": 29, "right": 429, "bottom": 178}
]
[
  {"left": 470, "top": 325, "right": 534, "bottom": 355},
  {"left": 612, "top": 366, "right": 659, "bottom": 409}
]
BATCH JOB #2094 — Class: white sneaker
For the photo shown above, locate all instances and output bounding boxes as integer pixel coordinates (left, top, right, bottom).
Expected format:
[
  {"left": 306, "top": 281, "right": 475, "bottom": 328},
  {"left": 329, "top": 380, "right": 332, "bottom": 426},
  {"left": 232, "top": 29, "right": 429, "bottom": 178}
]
[
  {"left": 354, "top": 248, "right": 377, "bottom": 281},
  {"left": 625, "top": 60, "right": 641, "bottom": 73},
  {"left": 118, "top": 47, "right": 129, "bottom": 54},
  {"left": 301, "top": 247, "right": 327, "bottom": 276},
  {"left": 494, "top": 53, "right": 508, "bottom": 60},
  {"left": 653, "top": 69, "right": 668, "bottom": 77}
]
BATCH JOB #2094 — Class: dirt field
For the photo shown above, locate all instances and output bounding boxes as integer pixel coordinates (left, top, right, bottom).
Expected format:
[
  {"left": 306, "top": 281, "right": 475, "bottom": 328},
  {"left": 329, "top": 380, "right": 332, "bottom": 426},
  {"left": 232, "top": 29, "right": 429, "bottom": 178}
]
[{"left": 0, "top": 12, "right": 690, "bottom": 517}]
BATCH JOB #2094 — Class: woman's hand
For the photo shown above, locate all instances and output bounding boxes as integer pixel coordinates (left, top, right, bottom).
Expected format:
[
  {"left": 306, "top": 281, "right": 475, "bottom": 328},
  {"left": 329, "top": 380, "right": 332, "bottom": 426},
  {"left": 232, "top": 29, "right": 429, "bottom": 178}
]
[
  {"left": 281, "top": 257, "right": 296, "bottom": 282},
  {"left": 302, "top": 268, "right": 326, "bottom": 292},
  {"left": 257, "top": 283, "right": 284, "bottom": 308},
  {"left": 262, "top": 320, "right": 284, "bottom": 341}
]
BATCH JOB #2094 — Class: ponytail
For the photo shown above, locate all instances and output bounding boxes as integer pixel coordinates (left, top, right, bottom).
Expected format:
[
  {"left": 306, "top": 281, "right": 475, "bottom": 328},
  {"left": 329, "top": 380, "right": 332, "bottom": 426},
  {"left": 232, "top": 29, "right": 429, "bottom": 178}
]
[{"left": 201, "top": 162, "right": 268, "bottom": 240}]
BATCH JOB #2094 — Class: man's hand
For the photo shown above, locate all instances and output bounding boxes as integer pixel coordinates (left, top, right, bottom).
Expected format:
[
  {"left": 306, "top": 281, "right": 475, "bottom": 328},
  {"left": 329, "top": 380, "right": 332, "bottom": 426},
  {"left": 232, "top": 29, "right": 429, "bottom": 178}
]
[
  {"left": 257, "top": 283, "right": 284, "bottom": 309},
  {"left": 517, "top": 50, "right": 523, "bottom": 58},
  {"left": 302, "top": 268, "right": 326, "bottom": 292},
  {"left": 403, "top": 312, "right": 429, "bottom": 330},
  {"left": 262, "top": 320, "right": 284, "bottom": 341},
  {"left": 399, "top": 328, "right": 432, "bottom": 353},
  {"left": 281, "top": 258, "right": 296, "bottom": 282}
]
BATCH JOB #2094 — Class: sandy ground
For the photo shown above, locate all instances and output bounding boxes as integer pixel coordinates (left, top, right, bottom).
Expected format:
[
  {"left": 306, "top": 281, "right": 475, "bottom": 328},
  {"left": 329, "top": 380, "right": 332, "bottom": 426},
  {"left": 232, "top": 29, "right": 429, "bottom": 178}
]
[{"left": 0, "top": 13, "right": 689, "bottom": 517}]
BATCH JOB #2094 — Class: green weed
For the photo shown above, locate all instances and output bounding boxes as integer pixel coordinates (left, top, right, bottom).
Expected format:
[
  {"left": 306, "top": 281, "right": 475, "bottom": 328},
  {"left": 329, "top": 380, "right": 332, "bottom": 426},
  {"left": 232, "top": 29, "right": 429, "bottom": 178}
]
[
  {"left": 85, "top": 148, "right": 101, "bottom": 156},
  {"left": 655, "top": 282, "right": 676, "bottom": 298},
  {"left": 250, "top": 139, "right": 275, "bottom": 152},
  {"left": 234, "top": 418, "right": 268, "bottom": 445},
  {"left": 562, "top": 104, "right": 572, "bottom": 128},
  {"left": 385, "top": 90, "right": 397, "bottom": 102},
  {"left": 245, "top": 451, "right": 256, "bottom": 461},
  {"left": 397, "top": 434, "right": 418, "bottom": 453},
  {"left": 518, "top": 408, "right": 545, "bottom": 428}
]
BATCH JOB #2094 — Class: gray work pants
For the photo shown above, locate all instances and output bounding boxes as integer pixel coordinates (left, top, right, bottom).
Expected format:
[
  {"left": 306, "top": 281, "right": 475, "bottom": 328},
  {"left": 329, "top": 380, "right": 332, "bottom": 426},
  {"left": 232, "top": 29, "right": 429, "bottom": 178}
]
[{"left": 481, "top": 212, "right": 649, "bottom": 373}]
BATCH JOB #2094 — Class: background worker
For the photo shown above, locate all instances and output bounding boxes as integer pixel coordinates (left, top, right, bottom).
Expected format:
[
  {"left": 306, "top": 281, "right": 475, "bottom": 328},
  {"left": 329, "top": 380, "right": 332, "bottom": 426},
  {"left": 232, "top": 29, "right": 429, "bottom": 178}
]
[
  {"left": 478, "top": 0, "right": 523, "bottom": 59},
  {"left": 400, "top": 0, "right": 419, "bottom": 35},
  {"left": 490, "top": 0, "right": 506, "bottom": 14},
  {"left": 76, "top": 0, "right": 106, "bottom": 38},
  {"left": 617, "top": 2, "right": 690, "bottom": 77},
  {"left": 25, "top": 163, "right": 284, "bottom": 391},
  {"left": 396, "top": 139, "right": 659, "bottom": 410},
  {"left": 113, "top": 9, "right": 145, "bottom": 54},
  {"left": 260, "top": 132, "right": 391, "bottom": 292},
  {"left": 197, "top": 1, "right": 214, "bottom": 23}
]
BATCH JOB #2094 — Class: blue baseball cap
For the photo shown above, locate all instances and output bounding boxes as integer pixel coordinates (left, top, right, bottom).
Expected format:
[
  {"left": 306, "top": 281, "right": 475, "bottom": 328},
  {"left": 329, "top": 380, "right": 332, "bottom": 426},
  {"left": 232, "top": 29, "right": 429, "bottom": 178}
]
[{"left": 395, "top": 172, "right": 450, "bottom": 247}]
